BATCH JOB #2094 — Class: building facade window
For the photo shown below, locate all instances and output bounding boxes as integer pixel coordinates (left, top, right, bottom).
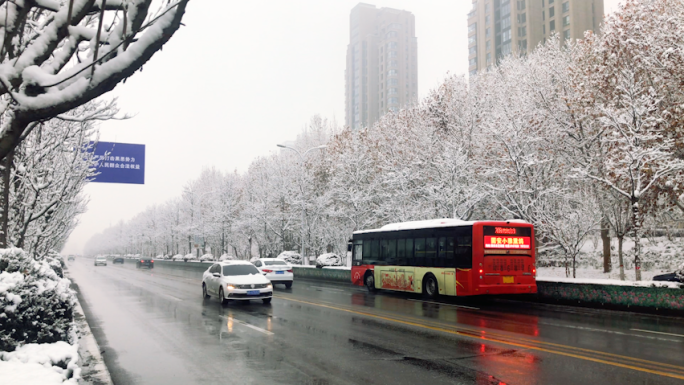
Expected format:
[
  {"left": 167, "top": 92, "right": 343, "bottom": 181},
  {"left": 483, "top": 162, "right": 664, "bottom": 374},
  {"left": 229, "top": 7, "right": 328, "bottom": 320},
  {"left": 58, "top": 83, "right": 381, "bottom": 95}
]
[
  {"left": 563, "top": 15, "right": 570, "bottom": 26},
  {"left": 502, "top": 16, "right": 511, "bottom": 29},
  {"left": 543, "top": 24, "right": 546, "bottom": 34},
  {"left": 386, "top": 31, "right": 397, "bottom": 38},
  {"left": 518, "top": 26, "right": 527, "bottom": 36},
  {"left": 485, "top": 15, "right": 490, "bottom": 25},
  {"left": 549, "top": 7, "right": 554, "bottom": 17},
  {"left": 469, "top": 57, "right": 477, "bottom": 67},
  {"left": 468, "top": 23, "right": 477, "bottom": 34},
  {"left": 550, "top": 20, "right": 555, "bottom": 31},
  {"left": 387, "top": 69, "right": 397, "bottom": 76},
  {"left": 562, "top": 1, "right": 569, "bottom": 13},
  {"left": 502, "top": 30, "right": 511, "bottom": 42},
  {"left": 469, "top": 46, "right": 477, "bottom": 55},
  {"left": 469, "top": 35, "right": 477, "bottom": 45},
  {"left": 486, "top": 52, "right": 491, "bottom": 64},
  {"left": 486, "top": 40, "right": 491, "bottom": 50},
  {"left": 563, "top": 29, "right": 570, "bottom": 40},
  {"left": 518, "top": 13, "right": 526, "bottom": 23},
  {"left": 517, "top": 0, "right": 526, "bottom": 10},
  {"left": 486, "top": 28, "right": 490, "bottom": 37}
]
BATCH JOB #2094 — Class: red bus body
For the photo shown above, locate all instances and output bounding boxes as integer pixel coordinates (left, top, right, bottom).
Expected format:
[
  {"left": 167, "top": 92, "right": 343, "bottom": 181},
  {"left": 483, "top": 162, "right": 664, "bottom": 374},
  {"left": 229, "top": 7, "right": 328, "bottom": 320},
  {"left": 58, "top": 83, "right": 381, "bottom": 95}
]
[{"left": 350, "top": 220, "right": 537, "bottom": 297}]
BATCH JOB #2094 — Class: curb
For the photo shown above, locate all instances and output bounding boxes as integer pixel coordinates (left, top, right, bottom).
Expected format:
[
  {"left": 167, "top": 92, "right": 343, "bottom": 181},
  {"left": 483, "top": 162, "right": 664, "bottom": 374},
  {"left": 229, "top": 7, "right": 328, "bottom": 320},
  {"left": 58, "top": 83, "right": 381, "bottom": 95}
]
[{"left": 68, "top": 276, "right": 113, "bottom": 385}]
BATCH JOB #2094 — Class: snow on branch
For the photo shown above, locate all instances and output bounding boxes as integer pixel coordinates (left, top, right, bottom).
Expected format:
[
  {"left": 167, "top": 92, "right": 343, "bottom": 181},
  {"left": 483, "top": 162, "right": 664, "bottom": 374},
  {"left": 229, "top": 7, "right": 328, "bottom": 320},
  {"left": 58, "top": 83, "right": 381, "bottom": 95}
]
[{"left": 0, "top": 0, "right": 189, "bottom": 161}]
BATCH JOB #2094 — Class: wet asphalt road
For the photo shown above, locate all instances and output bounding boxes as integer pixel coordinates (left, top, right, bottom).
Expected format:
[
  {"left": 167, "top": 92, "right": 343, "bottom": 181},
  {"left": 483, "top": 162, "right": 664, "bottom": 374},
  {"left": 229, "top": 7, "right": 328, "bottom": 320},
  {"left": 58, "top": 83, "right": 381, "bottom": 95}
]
[{"left": 67, "top": 259, "right": 684, "bottom": 385}]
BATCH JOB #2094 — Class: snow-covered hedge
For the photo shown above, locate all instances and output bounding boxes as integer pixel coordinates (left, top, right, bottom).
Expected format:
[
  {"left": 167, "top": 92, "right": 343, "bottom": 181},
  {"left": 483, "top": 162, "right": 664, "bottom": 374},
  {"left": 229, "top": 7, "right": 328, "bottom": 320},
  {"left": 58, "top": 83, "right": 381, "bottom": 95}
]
[
  {"left": 0, "top": 341, "right": 79, "bottom": 384},
  {"left": 0, "top": 249, "right": 76, "bottom": 352},
  {"left": 199, "top": 254, "right": 214, "bottom": 262},
  {"left": 220, "top": 254, "right": 236, "bottom": 261}
]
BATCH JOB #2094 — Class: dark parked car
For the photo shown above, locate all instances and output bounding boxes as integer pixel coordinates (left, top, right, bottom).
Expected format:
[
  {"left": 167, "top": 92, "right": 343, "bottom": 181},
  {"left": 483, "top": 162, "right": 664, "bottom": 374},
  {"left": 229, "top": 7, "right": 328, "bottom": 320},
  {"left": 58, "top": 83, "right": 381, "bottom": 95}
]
[
  {"left": 653, "top": 272, "right": 683, "bottom": 283},
  {"left": 113, "top": 257, "right": 125, "bottom": 264},
  {"left": 136, "top": 257, "right": 154, "bottom": 269}
]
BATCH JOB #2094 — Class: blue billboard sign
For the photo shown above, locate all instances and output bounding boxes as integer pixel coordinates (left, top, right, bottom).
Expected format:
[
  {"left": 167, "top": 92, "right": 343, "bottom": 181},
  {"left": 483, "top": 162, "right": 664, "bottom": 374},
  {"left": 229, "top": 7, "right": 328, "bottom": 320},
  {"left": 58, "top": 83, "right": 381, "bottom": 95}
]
[{"left": 89, "top": 141, "right": 145, "bottom": 184}]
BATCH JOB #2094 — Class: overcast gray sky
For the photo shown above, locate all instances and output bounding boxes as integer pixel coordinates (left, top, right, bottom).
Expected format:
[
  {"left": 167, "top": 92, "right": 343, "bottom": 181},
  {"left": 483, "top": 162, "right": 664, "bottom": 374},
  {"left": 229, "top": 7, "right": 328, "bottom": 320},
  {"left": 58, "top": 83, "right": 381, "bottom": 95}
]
[{"left": 62, "top": 0, "right": 623, "bottom": 255}]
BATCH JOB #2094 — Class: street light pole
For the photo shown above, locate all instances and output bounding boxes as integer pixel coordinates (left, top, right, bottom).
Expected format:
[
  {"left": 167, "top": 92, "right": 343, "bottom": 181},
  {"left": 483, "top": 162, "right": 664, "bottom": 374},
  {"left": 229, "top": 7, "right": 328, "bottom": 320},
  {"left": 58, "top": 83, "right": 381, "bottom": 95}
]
[{"left": 277, "top": 143, "right": 327, "bottom": 265}]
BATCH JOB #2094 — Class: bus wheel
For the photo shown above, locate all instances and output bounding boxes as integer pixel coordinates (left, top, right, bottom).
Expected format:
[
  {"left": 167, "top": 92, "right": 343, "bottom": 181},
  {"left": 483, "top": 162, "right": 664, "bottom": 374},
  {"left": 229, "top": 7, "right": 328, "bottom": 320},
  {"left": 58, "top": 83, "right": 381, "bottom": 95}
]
[
  {"left": 423, "top": 274, "right": 438, "bottom": 299},
  {"left": 365, "top": 271, "right": 377, "bottom": 292}
]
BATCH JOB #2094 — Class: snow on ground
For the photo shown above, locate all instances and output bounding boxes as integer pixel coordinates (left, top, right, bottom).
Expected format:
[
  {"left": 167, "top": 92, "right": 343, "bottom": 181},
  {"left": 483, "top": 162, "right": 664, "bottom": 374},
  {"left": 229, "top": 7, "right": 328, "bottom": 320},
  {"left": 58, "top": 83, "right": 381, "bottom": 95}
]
[
  {"left": 0, "top": 341, "right": 80, "bottom": 385},
  {"left": 538, "top": 236, "right": 684, "bottom": 282}
]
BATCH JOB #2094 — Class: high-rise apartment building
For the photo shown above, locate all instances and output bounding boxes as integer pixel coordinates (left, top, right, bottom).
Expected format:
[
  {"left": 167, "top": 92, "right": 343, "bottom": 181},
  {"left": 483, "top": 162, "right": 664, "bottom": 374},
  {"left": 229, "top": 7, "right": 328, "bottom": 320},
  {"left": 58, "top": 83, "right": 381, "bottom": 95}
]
[
  {"left": 467, "top": 0, "right": 604, "bottom": 75},
  {"left": 345, "top": 3, "right": 418, "bottom": 130}
]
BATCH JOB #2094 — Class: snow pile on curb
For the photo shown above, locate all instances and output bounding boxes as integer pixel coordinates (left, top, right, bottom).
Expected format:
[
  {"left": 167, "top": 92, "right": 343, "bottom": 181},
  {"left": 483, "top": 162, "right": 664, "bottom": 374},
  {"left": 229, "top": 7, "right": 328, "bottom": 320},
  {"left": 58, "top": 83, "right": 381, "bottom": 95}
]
[
  {"left": 0, "top": 341, "right": 80, "bottom": 384},
  {"left": 537, "top": 276, "right": 682, "bottom": 289},
  {"left": 0, "top": 248, "right": 81, "bottom": 384}
]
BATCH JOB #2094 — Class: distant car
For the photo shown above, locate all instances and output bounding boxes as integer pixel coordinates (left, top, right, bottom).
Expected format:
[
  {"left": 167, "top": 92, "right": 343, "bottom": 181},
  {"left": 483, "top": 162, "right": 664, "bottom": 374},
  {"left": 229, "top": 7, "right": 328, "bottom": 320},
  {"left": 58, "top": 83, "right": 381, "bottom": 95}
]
[
  {"left": 315, "top": 253, "right": 342, "bottom": 268},
  {"left": 94, "top": 256, "right": 107, "bottom": 266},
  {"left": 113, "top": 257, "right": 125, "bottom": 264},
  {"left": 202, "top": 261, "right": 273, "bottom": 304},
  {"left": 136, "top": 257, "right": 154, "bottom": 269},
  {"left": 254, "top": 258, "right": 293, "bottom": 288},
  {"left": 67, "top": 256, "right": 75, "bottom": 261}
]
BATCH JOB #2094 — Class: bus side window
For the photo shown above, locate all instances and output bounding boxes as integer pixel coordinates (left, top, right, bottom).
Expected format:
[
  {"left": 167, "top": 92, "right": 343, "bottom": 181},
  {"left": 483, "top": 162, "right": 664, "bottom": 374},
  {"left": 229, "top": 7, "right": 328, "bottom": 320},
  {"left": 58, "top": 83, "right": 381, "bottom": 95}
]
[
  {"left": 380, "top": 239, "right": 388, "bottom": 263},
  {"left": 371, "top": 240, "right": 380, "bottom": 263},
  {"left": 438, "top": 237, "right": 454, "bottom": 268},
  {"left": 363, "top": 240, "right": 371, "bottom": 262},
  {"left": 455, "top": 235, "right": 472, "bottom": 268},
  {"left": 425, "top": 237, "right": 437, "bottom": 267},
  {"left": 406, "top": 238, "right": 414, "bottom": 265},
  {"left": 415, "top": 238, "right": 426, "bottom": 263},
  {"left": 386, "top": 239, "right": 397, "bottom": 265},
  {"left": 353, "top": 241, "right": 363, "bottom": 263},
  {"left": 397, "top": 239, "right": 406, "bottom": 266}
]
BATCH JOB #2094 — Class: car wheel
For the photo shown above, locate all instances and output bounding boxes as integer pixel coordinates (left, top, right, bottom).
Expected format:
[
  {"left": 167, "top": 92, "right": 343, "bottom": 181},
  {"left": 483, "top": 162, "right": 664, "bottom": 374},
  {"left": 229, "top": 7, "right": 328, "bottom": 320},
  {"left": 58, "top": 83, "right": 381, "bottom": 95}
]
[
  {"left": 423, "top": 274, "right": 438, "bottom": 299},
  {"left": 365, "top": 271, "right": 377, "bottom": 292},
  {"left": 202, "top": 283, "right": 210, "bottom": 299},
  {"left": 219, "top": 287, "right": 228, "bottom": 305},
  {"left": 285, "top": 282, "right": 292, "bottom": 289},
  {"left": 262, "top": 298, "right": 272, "bottom": 304}
]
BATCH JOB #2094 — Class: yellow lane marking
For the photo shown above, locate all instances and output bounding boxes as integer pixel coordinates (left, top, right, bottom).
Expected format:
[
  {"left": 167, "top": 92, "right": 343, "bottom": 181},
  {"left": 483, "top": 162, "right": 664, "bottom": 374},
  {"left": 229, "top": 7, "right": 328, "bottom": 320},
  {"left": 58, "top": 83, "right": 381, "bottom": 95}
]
[
  {"left": 284, "top": 295, "right": 684, "bottom": 373},
  {"left": 275, "top": 295, "right": 684, "bottom": 380}
]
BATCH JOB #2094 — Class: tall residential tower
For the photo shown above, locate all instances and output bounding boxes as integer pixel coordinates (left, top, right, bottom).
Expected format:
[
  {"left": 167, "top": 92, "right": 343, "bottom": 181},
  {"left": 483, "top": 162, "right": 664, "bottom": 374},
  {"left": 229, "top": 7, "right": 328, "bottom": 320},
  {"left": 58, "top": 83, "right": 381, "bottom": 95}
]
[
  {"left": 467, "top": 0, "right": 604, "bottom": 74},
  {"left": 345, "top": 3, "right": 418, "bottom": 130}
]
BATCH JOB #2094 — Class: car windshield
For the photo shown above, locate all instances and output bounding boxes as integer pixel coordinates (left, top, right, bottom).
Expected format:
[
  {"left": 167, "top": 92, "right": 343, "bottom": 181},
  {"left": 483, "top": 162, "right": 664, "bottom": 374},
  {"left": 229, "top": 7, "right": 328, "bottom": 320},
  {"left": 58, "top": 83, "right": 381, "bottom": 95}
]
[
  {"left": 222, "top": 265, "right": 260, "bottom": 276},
  {"left": 265, "top": 260, "right": 287, "bottom": 266}
]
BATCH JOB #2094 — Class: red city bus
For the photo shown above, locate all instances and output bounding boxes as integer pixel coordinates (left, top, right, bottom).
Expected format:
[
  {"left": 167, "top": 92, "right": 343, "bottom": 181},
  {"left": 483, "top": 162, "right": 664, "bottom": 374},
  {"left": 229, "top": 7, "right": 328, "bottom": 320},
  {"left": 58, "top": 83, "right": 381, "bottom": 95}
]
[{"left": 350, "top": 219, "right": 537, "bottom": 297}]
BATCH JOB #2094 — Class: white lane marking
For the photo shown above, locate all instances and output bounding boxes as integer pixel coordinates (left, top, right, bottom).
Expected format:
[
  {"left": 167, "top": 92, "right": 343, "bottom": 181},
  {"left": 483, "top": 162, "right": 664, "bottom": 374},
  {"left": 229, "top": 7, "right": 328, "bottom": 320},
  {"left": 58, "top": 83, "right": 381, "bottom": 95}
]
[
  {"left": 631, "top": 328, "right": 684, "bottom": 338},
  {"left": 219, "top": 316, "right": 274, "bottom": 336},
  {"left": 407, "top": 299, "right": 479, "bottom": 310}
]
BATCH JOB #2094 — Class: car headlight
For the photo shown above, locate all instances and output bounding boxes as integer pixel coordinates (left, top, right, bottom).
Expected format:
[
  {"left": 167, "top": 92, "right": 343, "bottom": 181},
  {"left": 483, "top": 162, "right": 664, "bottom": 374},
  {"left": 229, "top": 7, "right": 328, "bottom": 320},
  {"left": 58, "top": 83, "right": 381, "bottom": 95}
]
[
  {"left": 267, "top": 284, "right": 272, "bottom": 289},
  {"left": 226, "top": 285, "right": 235, "bottom": 290}
]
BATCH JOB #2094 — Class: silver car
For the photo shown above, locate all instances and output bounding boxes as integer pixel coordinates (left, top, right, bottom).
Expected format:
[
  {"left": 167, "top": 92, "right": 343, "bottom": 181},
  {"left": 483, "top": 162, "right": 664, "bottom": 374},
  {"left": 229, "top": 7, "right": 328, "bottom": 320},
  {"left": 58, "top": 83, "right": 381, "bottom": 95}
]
[
  {"left": 253, "top": 258, "right": 294, "bottom": 288},
  {"left": 202, "top": 261, "right": 273, "bottom": 304},
  {"left": 94, "top": 256, "right": 107, "bottom": 266}
]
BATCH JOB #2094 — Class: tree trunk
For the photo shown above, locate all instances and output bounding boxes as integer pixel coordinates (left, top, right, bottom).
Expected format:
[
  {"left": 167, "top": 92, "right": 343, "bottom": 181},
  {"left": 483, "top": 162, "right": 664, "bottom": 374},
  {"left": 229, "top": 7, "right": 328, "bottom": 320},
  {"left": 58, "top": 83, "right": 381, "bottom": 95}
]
[
  {"left": 632, "top": 198, "right": 642, "bottom": 281},
  {"left": 0, "top": 151, "right": 13, "bottom": 248},
  {"left": 618, "top": 235, "right": 625, "bottom": 281},
  {"left": 601, "top": 217, "right": 611, "bottom": 273}
]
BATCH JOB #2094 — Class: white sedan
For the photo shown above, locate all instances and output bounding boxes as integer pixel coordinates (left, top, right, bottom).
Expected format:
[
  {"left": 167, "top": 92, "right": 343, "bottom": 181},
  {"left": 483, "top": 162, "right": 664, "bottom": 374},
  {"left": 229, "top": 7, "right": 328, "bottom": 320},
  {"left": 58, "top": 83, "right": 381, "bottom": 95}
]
[
  {"left": 254, "top": 258, "right": 294, "bottom": 288},
  {"left": 94, "top": 256, "right": 107, "bottom": 266},
  {"left": 202, "top": 261, "right": 273, "bottom": 304}
]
